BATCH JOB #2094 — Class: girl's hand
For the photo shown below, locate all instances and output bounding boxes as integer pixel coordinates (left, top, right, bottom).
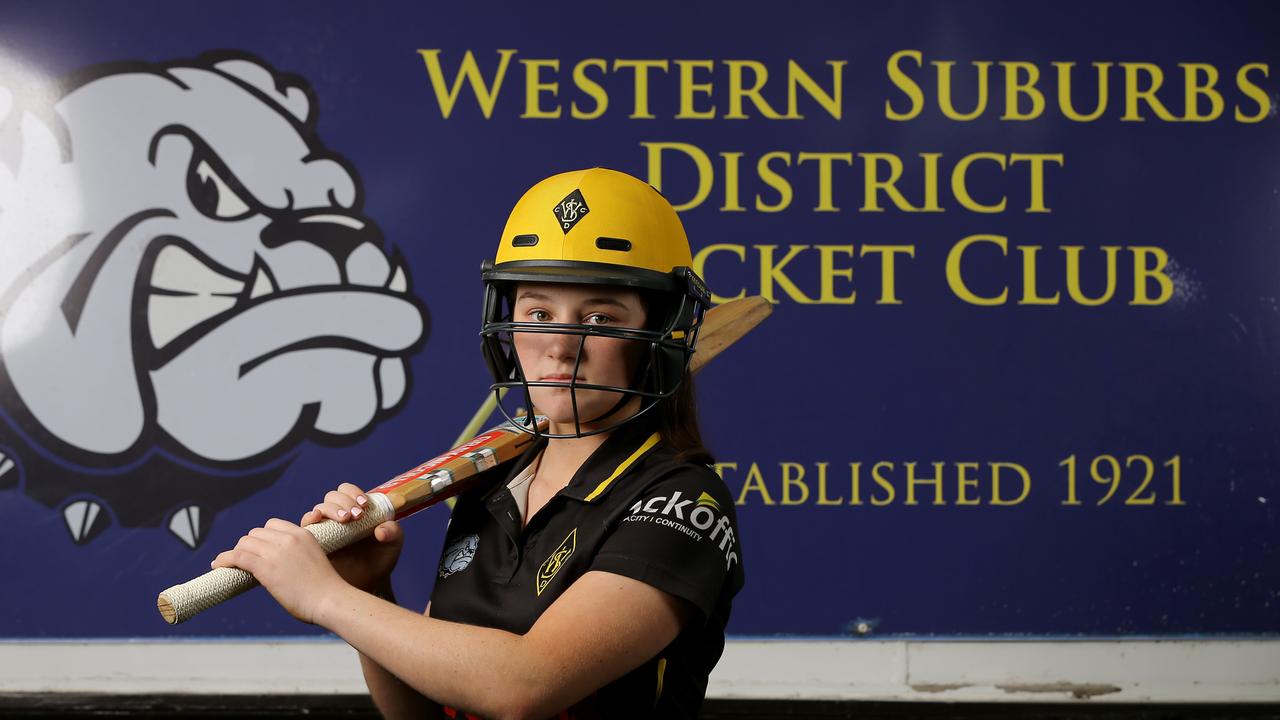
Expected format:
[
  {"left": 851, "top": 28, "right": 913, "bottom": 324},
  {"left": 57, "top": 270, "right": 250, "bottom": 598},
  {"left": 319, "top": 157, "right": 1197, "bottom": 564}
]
[
  {"left": 301, "top": 483, "right": 404, "bottom": 593},
  {"left": 211, "top": 518, "right": 346, "bottom": 625}
]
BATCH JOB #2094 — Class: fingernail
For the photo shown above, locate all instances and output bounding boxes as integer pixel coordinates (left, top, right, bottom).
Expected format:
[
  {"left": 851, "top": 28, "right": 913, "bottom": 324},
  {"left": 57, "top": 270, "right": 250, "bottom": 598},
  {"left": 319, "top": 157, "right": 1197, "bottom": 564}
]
[
  {"left": 357, "top": 495, "right": 367, "bottom": 506},
  {"left": 338, "top": 509, "right": 348, "bottom": 519},
  {"left": 351, "top": 507, "right": 362, "bottom": 518}
]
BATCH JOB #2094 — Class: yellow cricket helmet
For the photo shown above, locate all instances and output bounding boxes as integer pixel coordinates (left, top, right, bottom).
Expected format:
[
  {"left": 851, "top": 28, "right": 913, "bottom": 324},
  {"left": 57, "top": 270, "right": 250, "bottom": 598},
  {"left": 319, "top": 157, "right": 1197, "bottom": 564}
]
[{"left": 479, "top": 167, "right": 711, "bottom": 437}]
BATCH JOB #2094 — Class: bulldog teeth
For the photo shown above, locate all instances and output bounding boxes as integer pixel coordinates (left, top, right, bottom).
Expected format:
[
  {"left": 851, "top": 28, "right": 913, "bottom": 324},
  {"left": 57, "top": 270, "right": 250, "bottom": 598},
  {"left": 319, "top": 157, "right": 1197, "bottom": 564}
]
[
  {"left": 387, "top": 264, "right": 407, "bottom": 293},
  {"left": 248, "top": 264, "right": 276, "bottom": 300},
  {"left": 63, "top": 499, "right": 111, "bottom": 545},
  {"left": 148, "top": 244, "right": 246, "bottom": 349},
  {"left": 168, "top": 504, "right": 205, "bottom": 549}
]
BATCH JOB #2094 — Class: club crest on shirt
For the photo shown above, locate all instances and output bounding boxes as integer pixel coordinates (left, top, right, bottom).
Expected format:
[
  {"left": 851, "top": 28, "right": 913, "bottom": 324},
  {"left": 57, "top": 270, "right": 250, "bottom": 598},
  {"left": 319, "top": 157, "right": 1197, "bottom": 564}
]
[
  {"left": 536, "top": 527, "right": 577, "bottom": 596},
  {"left": 438, "top": 533, "right": 479, "bottom": 578}
]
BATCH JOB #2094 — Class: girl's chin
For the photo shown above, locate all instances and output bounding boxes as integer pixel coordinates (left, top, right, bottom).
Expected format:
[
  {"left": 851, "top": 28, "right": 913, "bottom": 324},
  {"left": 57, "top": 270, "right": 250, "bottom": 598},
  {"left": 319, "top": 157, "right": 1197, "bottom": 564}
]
[{"left": 528, "top": 391, "right": 633, "bottom": 428}]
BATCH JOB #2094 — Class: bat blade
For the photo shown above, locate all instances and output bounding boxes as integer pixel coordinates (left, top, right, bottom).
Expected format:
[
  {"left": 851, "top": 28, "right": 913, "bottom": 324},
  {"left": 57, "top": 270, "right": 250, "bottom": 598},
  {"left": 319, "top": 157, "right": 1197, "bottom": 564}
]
[{"left": 157, "top": 295, "right": 771, "bottom": 624}]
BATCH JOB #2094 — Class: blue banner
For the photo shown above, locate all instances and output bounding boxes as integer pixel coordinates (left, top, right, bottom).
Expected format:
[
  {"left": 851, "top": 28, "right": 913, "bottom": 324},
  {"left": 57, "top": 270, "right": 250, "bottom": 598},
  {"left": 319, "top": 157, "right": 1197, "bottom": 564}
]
[{"left": 0, "top": 0, "right": 1276, "bottom": 639}]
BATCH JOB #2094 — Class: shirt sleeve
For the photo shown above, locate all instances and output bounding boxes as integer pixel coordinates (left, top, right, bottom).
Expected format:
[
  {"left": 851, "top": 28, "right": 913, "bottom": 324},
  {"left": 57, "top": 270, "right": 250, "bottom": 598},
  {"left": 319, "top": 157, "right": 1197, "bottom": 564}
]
[{"left": 589, "top": 466, "right": 743, "bottom": 621}]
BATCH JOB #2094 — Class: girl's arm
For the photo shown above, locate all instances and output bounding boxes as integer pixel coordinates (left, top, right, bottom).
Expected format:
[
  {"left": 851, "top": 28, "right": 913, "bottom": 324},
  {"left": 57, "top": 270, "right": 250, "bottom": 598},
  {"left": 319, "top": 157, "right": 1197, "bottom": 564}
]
[
  {"left": 215, "top": 519, "right": 686, "bottom": 720},
  {"left": 355, "top": 591, "right": 444, "bottom": 719},
  {"left": 323, "top": 571, "right": 687, "bottom": 720}
]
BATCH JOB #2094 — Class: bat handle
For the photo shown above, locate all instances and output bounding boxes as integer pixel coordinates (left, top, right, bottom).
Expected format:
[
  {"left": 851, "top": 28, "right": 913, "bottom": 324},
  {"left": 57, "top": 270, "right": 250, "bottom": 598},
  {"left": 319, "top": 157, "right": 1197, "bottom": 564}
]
[{"left": 156, "top": 493, "right": 396, "bottom": 625}]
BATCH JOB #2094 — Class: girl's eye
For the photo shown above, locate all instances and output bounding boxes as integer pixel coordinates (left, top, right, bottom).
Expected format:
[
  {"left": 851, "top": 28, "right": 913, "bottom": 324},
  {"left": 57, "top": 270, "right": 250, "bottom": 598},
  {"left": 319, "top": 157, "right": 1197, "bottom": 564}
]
[
  {"left": 584, "top": 313, "right": 611, "bottom": 326},
  {"left": 529, "top": 310, "right": 551, "bottom": 322}
]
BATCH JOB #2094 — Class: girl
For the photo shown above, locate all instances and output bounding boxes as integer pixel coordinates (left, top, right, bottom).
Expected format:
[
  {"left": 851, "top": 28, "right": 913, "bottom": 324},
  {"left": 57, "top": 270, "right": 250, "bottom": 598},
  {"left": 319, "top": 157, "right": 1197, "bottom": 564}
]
[{"left": 213, "top": 168, "right": 744, "bottom": 719}]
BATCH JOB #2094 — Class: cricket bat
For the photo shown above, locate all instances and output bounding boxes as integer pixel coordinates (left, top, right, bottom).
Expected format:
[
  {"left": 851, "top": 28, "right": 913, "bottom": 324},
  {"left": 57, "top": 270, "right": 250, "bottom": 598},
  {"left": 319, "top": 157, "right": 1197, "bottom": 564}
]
[{"left": 156, "top": 295, "right": 771, "bottom": 624}]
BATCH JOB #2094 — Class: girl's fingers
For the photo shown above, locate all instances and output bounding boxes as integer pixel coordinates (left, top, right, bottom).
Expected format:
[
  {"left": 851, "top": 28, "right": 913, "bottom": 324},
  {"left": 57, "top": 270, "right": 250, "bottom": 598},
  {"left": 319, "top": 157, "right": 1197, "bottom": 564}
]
[
  {"left": 303, "top": 486, "right": 371, "bottom": 525},
  {"left": 322, "top": 491, "right": 362, "bottom": 520},
  {"left": 373, "top": 520, "right": 402, "bottom": 544},
  {"left": 336, "top": 483, "right": 369, "bottom": 507},
  {"left": 264, "top": 518, "right": 302, "bottom": 534}
]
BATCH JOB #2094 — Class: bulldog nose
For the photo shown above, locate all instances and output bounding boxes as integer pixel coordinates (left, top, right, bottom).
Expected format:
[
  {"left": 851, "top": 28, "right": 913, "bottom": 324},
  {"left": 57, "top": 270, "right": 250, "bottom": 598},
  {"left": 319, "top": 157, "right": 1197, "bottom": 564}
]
[{"left": 260, "top": 211, "right": 383, "bottom": 270}]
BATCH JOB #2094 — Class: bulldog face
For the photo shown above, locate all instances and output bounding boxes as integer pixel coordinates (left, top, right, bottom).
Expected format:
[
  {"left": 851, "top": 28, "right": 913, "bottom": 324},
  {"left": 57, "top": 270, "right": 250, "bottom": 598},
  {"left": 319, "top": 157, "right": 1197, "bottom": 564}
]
[{"left": 0, "top": 55, "right": 428, "bottom": 464}]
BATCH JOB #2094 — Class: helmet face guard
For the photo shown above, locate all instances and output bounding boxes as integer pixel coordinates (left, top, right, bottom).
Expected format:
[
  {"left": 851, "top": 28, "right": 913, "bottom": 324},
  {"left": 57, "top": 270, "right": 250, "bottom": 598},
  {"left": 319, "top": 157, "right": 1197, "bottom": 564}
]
[
  {"left": 479, "top": 167, "right": 710, "bottom": 438},
  {"left": 480, "top": 265, "right": 708, "bottom": 438}
]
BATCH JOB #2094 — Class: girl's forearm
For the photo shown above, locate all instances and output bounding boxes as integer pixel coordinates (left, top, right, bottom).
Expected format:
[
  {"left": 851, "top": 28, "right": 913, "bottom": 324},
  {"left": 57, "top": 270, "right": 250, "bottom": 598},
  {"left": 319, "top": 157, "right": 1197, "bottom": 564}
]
[
  {"left": 318, "top": 585, "right": 544, "bottom": 719},
  {"left": 358, "top": 648, "right": 441, "bottom": 719}
]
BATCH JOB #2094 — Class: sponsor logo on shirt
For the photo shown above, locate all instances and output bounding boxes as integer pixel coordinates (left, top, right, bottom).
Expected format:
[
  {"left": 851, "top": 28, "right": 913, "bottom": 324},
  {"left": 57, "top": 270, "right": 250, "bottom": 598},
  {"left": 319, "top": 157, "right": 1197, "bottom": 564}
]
[
  {"left": 626, "top": 490, "right": 740, "bottom": 570},
  {"left": 438, "top": 533, "right": 479, "bottom": 579},
  {"left": 536, "top": 527, "right": 578, "bottom": 596}
]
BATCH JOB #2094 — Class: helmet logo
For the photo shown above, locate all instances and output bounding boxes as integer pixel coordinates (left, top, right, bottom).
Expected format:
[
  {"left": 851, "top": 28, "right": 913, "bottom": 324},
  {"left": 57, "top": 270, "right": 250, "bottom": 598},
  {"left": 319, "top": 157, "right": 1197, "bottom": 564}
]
[{"left": 552, "top": 190, "right": 590, "bottom": 233}]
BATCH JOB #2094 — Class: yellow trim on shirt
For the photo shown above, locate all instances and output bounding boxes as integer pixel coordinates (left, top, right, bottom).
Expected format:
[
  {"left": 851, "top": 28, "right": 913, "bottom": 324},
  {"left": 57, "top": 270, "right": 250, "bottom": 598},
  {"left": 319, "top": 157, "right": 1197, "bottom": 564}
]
[
  {"left": 583, "top": 432, "right": 660, "bottom": 502},
  {"left": 655, "top": 657, "right": 667, "bottom": 704}
]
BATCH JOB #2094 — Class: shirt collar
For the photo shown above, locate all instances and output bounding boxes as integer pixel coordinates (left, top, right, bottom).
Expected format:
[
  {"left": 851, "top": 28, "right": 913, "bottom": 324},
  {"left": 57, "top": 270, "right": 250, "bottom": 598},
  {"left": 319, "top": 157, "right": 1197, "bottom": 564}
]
[{"left": 559, "top": 414, "right": 663, "bottom": 502}]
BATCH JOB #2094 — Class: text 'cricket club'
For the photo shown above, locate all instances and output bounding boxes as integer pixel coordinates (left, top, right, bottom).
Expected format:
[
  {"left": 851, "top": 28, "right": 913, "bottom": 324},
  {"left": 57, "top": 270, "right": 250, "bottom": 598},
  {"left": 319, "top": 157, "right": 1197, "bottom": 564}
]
[{"left": 626, "top": 490, "right": 739, "bottom": 570}]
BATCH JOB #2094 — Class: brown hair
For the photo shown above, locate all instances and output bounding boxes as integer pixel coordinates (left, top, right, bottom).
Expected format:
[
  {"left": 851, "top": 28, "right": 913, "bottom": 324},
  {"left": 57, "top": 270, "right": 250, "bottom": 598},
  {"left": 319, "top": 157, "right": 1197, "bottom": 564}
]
[
  {"left": 655, "top": 369, "right": 713, "bottom": 466},
  {"left": 635, "top": 289, "right": 713, "bottom": 465}
]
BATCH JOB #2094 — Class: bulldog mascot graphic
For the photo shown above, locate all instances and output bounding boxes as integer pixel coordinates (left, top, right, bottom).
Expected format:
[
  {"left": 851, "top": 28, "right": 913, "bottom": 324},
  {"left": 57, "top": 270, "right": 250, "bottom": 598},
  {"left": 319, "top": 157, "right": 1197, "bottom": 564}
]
[{"left": 0, "top": 52, "right": 429, "bottom": 548}]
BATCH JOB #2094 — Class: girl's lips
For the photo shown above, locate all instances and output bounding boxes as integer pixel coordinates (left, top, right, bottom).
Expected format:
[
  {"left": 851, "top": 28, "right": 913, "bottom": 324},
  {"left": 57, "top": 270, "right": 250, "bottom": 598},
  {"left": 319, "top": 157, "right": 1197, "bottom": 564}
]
[{"left": 540, "top": 374, "right": 585, "bottom": 382}]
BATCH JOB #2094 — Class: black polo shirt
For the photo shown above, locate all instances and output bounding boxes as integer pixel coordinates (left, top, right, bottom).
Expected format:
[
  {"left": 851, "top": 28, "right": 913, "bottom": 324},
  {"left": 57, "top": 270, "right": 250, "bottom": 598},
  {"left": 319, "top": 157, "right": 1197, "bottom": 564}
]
[{"left": 428, "top": 415, "right": 744, "bottom": 719}]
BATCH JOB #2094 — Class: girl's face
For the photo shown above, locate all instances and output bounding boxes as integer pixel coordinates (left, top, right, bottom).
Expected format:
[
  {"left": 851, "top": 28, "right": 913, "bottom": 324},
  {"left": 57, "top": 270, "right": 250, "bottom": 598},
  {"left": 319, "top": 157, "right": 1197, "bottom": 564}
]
[{"left": 511, "top": 282, "right": 648, "bottom": 435}]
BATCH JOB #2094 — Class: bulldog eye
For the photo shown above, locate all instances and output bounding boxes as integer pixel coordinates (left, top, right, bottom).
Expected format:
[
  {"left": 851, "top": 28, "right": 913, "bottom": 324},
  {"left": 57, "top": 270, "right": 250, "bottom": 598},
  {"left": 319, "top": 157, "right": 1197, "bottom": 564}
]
[{"left": 187, "top": 158, "right": 253, "bottom": 221}]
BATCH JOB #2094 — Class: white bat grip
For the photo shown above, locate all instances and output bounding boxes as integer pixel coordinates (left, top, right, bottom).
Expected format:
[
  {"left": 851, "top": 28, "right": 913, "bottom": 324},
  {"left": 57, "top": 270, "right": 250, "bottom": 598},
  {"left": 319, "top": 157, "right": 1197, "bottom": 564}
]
[{"left": 156, "top": 493, "right": 396, "bottom": 625}]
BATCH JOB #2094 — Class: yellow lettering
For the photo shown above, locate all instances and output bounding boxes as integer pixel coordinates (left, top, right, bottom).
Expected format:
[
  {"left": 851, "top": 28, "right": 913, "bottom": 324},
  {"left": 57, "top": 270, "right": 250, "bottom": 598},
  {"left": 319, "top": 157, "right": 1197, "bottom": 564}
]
[
  {"left": 726, "top": 60, "right": 784, "bottom": 119},
  {"left": 642, "top": 141, "right": 713, "bottom": 211},
  {"left": 1181, "top": 63, "right": 1224, "bottom": 121},
  {"left": 862, "top": 152, "right": 919, "bottom": 212},
  {"left": 955, "top": 462, "right": 981, "bottom": 506},
  {"left": 1130, "top": 246, "right": 1175, "bottom": 306},
  {"left": 519, "top": 59, "right": 561, "bottom": 119},
  {"left": 1009, "top": 153, "right": 1064, "bottom": 213},
  {"left": 758, "top": 245, "right": 816, "bottom": 303},
  {"left": 905, "top": 461, "right": 946, "bottom": 505},
  {"left": 570, "top": 59, "right": 608, "bottom": 120},
  {"left": 848, "top": 462, "right": 864, "bottom": 505},
  {"left": 936, "top": 60, "right": 991, "bottom": 121},
  {"left": 870, "top": 461, "right": 896, "bottom": 506},
  {"left": 756, "top": 151, "right": 793, "bottom": 212},
  {"left": 692, "top": 244, "right": 748, "bottom": 304},
  {"left": 798, "top": 152, "right": 854, "bottom": 211},
  {"left": 416, "top": 49, "right": 517, "bottom": 120},
  {"left": 816, "top": 245, "right": 855, "bottom": 304},
  {"left": 788, "top": 60, "right": 845, "bottom": 119},
  {"left": 947, "top": 234, "right": 1009, "bottom": 306},
  {"left": 860, "top": 245, "right": 915, "bottom": 304},
  {"left": 612, "top": 59, "right": 670, "bottom": 119},
  {"left": 1235, "top": 63, "right": 1270, "bottom": 122},
  {"left": 1121, "top": 62, "right": 1178, "bottom": 121},
  {"left": 991, "top": 462, "right": 1031, "bottom": 505},
  {"left": 919, "top": 153, "right": 943, "bottom": 212},
  {"left": 1054, "top": 61, "right": 1111, "bottom": 121},
  {"left": 720, "top": 152, "right": 745, "bottom": 212},
  {"left": 781, "top": 462, "right": 810, "bottom": 505},
  {"left": 886, "top": 49, "right": 925, "bottom": 121},
  {"left": 816, "top": 462, "right": 843, "bottom": 505},
  {"left": 1001, "top": 61, "right": 1045, "bottom": 120},
  {"left": 1063, "top": 246, "right": 1119, "bottom": 306},
  {"left": 1018, "top": 245, "right": 1061, "bottom": 305},
  {"left": 737, "top": 462, "right": 776, "bottom": 505},
  {"left": 675, "top": 60, "right": 716, "bottom": 119},
  {"left": 952, "top": 152, "right": 1007, "bottom": 213}
]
